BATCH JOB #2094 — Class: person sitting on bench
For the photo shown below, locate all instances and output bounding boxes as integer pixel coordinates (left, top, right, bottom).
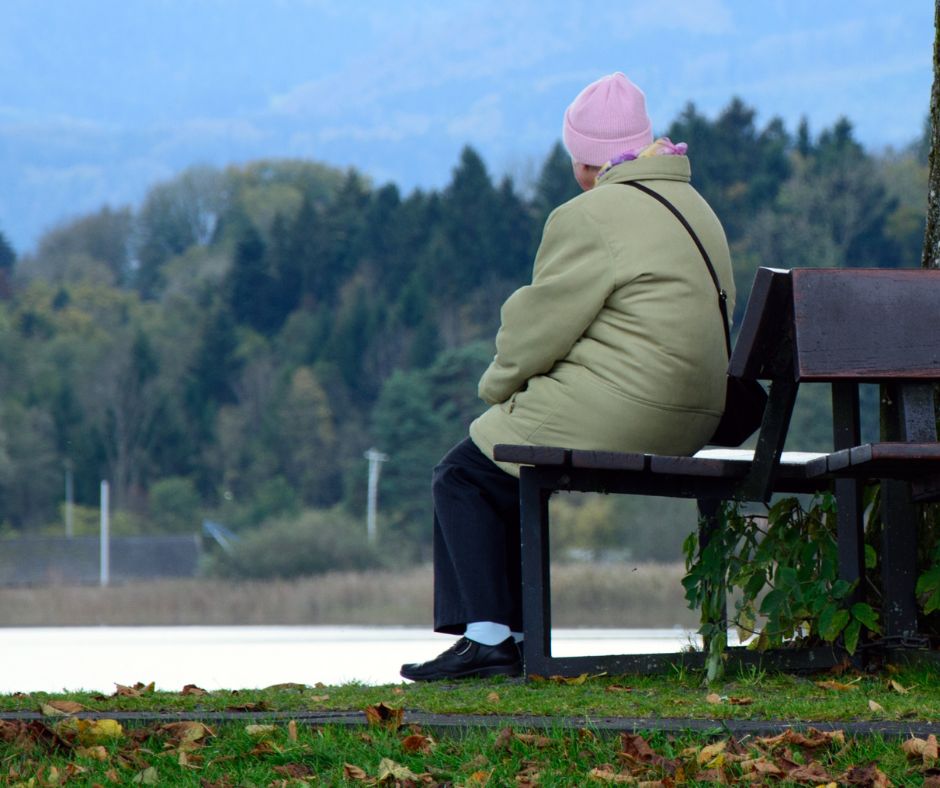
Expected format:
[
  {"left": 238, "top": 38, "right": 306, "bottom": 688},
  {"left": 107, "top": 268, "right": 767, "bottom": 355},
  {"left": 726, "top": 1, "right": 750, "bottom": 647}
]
[{"left": 400, "top": 72, "right": 736, "bottom": 681}]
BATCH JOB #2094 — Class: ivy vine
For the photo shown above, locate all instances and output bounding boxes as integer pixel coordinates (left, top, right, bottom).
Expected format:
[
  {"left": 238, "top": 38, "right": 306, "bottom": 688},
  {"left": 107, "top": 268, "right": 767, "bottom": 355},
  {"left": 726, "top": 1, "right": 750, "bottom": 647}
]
[{"left": 682, "top": 493, "right": 882, "bottom": 682}]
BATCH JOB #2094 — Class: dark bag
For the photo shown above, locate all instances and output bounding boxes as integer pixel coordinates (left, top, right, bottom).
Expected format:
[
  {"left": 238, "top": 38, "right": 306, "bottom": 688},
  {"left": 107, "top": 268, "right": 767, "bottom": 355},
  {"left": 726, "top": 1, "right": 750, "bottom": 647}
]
[{"left": 621, "top": 182, "right": 767, "bottom": 447}]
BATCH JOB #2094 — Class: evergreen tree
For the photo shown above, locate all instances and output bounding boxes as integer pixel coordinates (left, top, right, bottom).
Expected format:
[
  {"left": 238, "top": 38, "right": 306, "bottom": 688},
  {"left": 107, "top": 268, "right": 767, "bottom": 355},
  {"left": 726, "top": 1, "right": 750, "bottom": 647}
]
[{"left": 531, "top": 141, "right": 581, "bottom": 232}]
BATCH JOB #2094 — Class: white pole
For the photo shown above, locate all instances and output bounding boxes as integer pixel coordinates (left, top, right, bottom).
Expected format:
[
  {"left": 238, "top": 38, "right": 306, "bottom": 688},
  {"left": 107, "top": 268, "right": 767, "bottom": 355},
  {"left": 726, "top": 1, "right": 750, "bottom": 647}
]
[
  {"left": 364, "top": 448, "right": 388, "bottom": 544},
  {"left": 64, "top": 463, "right": 74, "bottom": 539},
  {"left": 99, "top": 480, "right": 110, "bottom": 587}
]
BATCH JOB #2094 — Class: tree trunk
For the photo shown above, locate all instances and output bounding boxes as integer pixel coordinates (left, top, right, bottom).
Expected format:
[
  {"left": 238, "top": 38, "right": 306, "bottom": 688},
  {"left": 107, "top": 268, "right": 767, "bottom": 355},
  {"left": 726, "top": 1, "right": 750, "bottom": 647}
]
[{"left": 923, "top": 0, "right": 940, "bottom": 270}]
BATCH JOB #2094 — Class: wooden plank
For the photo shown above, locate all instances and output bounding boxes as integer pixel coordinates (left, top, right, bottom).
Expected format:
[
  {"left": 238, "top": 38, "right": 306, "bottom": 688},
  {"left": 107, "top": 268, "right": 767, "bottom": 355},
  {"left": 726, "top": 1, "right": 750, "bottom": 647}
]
[
  {"left": 792, "top": 269, "right": 940, "bottom": 381},
  {"left": 570, "top": 450, "right": 647, "bottom": 471},
  {"left": 492, "top": 444, "right": 569, "bottom": 466}
]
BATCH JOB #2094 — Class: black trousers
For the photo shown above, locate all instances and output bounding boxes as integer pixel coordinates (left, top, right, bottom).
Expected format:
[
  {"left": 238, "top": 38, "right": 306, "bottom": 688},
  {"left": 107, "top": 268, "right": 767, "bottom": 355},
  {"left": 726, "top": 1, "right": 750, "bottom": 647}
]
[{"left": 432, "top": 438, "right": 522, "bottom": 635}]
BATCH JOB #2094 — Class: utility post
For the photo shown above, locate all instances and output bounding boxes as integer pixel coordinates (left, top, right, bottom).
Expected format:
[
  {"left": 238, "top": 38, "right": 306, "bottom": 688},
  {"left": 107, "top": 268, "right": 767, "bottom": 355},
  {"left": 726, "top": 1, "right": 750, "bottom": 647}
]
[
  {"left": 99, "top": 480, "right": 110, "bottom": 587},
  {"left": 364, "top": 448, "right": 388, "bottom": 544}
]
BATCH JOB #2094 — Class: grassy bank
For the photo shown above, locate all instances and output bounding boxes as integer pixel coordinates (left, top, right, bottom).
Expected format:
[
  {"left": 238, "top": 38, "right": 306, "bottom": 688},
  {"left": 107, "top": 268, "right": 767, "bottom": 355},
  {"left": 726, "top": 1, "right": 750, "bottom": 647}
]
[
  {"left": 0, "top": 562, "right": 697, "bottom": 628},
  {"left": 1, "top": 664, "right": 938, "bottom": 785}
]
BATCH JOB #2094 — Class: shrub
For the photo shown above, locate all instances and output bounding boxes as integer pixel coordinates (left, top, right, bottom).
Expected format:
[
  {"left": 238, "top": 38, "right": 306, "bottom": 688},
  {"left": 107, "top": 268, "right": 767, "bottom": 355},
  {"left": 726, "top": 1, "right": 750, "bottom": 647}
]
[{"left": 203, "top": 506, "right": 384, "bottom": 580}]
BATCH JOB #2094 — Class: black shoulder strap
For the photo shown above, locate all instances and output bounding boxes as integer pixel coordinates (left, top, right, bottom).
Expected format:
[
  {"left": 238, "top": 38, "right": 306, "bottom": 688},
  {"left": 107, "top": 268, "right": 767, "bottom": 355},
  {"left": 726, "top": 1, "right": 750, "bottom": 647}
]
[{"left": 620, "top": 180, "right": 731, "bottom": 357}]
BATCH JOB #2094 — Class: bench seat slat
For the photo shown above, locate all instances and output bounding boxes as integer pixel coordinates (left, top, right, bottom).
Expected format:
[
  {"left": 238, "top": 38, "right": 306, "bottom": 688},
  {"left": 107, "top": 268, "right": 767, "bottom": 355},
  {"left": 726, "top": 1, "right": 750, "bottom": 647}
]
[{"left": 492, "top": 445, "right": 569, "bottom": 466}]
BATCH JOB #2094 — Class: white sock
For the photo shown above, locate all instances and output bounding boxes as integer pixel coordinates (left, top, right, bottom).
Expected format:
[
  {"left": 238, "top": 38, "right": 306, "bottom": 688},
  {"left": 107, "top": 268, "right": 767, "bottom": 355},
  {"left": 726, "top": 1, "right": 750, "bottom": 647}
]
[{"left": 464, "top": 621, "right": 512, "bottom": 646}]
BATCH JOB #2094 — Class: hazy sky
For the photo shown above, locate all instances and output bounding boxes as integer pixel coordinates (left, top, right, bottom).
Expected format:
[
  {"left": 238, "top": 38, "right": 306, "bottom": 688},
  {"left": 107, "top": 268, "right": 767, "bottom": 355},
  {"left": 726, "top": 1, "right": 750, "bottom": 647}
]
[{"left": 0, "top": 0, "right": 933, "bottom": 252}]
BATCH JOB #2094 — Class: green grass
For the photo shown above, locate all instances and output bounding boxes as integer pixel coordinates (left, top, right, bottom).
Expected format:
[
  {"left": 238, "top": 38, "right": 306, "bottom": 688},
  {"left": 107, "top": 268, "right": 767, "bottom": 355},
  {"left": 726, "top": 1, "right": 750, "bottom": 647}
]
[
  {"left": 1, "top": 663, "right": 937, "bottom": 723},
  {"left": 2, "top": 665, "right": 938, "bottom": 785}
]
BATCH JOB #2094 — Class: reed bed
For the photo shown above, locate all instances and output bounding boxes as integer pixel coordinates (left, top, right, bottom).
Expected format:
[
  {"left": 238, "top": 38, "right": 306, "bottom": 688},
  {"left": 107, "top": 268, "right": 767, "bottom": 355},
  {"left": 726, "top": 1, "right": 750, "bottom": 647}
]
[{"left": 0, "top": 562, "right": 696, "bottom": 628}]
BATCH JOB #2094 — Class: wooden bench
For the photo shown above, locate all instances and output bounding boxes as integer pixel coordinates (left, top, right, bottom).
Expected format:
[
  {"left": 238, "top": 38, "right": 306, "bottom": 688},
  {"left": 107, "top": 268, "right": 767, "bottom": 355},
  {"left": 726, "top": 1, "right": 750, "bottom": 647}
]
[{"left": 494, "top": 267, "right": 940, "bottom": 677}]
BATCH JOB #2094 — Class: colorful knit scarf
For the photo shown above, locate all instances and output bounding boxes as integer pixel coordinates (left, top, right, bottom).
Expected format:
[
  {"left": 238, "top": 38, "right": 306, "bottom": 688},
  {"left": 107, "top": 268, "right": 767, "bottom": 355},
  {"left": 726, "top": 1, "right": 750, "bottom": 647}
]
[{"left": 595, "top": 137, "right": 688, "bottom": 184}]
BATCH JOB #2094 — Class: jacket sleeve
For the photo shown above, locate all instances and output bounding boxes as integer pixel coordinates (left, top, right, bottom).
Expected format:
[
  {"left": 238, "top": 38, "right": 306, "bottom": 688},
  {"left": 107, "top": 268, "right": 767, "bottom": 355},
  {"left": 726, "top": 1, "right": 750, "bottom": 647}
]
[{"left": 478, "top": 201, "right": 616, "bottom": 405}]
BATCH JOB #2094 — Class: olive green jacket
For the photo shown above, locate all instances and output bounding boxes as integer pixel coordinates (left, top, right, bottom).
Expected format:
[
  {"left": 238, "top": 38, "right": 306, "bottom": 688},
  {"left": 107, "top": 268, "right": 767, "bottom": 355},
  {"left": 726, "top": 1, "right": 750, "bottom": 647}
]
[{"left": 469, "top": 155, "right": 735, "bottom": 476}]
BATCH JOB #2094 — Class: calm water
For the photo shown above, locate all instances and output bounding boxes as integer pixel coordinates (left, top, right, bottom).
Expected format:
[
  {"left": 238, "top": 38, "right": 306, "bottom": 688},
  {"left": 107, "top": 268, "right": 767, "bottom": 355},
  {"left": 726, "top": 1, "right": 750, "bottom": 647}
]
[{"left": 1, "top": 626, "right": 704, "bottom": 692}]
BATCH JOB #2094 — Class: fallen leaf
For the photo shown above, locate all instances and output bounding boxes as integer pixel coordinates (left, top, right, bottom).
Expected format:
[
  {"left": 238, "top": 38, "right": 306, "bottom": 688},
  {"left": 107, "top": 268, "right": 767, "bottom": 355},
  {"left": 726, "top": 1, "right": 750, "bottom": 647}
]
[
  {"left": 495, "top": 726, "right": 515, "bottom": 751},
  {"left": 487, "top": 691, "right": 501, "bottom": 702},
  {"left": 180, "top": 684, "right": 207, "bottom": 696},
  {"left": 728, "top": 696, "right": 753, "bottom": 705},
  {"left": 392, "top": 687, "right": 405, "bottom": 695},
  {"left": 75, "top": 745, "right": 109, "bottom": 761},
  {"left": 402, "top": 733, "right": 434, "bottom": 754},
  {"left": 132, "top": 766, "right": 159, "bottom": 785},
  {"left": 376, "top": 757, "right": 424, "bottom": 782},
  {"left": 888, "top": 678, "right": 910, "bottom": 694},
  {"left": 309, "top": 694, "right": 330, "bottom": 702},
  {"left": 787, "top": 761, "right": 834, "bottom": 783},
  {"left": 264, "top": 682, "right": 309, "bottom": 692},
  {"left": 868, "top": 699, "right": 885, "bottom": 713},
  {"left": 225, "top": 701, "right": 268, "bottom": 711},
  {"left": 705, "top": 692, "right": 722, "bottom": 705},
  {"left": 605, "top": 685, "right": 634, "bottom": 693},
  {"left": 840, "top": 762, "right": 891, "bottom": 787},
  {"left": 40, "top": 700, "right": 86, "bottom": 716},
  {"left": 287, "top": 720, "right": 298, "bottom": 742},
  {"left": 587, "top": 764, "right": 634, "bottom": 783},
  {"left": 740, "top": 757, "right": 783, "bottom": 777},
  {"left": 466, "top": 770, "right": 493, "bottom": 785},
  {"left": 157, "top": 721, "right": 214, "bottom": 747},
  {"left": 697, "top": 740, "right": 726, "bottom": 767},
  {"left": 244, "top": 724, "right": 277, "bottom": 737},
  {"left": 903, "top": 735, "right": 939, "bottom": 766},
  {"left": 515, "top": 732, "right": 552, "bottom": 748},
  {"left": 273, "top": 763, "right": 314, "bottom": 779},
  {"left": 815, "top": 679, "right": 859, "bottom": 691},
  {"left": 344, "top": 763, "right": 368, "bottom": 781},
  {"left": 363, "top": 702, "right": 403, "bottom": 729},
  {"left": 113, "top": 681, "right": 155, "bottom": 697}
]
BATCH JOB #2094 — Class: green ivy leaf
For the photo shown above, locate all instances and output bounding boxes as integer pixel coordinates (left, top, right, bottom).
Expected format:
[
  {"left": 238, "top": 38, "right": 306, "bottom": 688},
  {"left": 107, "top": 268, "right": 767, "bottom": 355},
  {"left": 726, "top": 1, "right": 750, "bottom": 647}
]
[
  {"left": 759, "top": 589, "right": 786, "bottom": 616},
  {"left": 819, "top": 608, "right": 850, "bottom": 642},
  {"left": 850, "top": 602, "right": 880, "bottom": 633},
  {"left": 843, "top": 618, "right": 861, "bottom": 654},
  {"left": 864, "top": 544, "right": 877, "bottom": 570}
]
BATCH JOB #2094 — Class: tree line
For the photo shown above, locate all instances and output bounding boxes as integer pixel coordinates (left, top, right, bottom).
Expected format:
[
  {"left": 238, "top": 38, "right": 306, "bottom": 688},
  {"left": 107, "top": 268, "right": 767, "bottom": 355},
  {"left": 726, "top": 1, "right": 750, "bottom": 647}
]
[{"left": 0, "top": 97, "right": 927, "bottom": 573}]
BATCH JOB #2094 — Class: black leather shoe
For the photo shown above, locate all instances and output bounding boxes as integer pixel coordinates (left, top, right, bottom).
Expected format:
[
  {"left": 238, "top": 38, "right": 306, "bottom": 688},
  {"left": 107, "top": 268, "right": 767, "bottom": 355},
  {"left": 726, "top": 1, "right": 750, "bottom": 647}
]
[{"left": 400, "top": 636, "right": 522, "bottom": 681}]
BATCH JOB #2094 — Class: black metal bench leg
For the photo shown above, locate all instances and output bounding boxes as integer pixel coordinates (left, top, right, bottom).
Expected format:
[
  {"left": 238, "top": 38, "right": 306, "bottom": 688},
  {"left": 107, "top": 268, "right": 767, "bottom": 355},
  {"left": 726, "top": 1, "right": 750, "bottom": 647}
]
[
  {"left": 519, "top": 467, "right": 552, "bottom": 677},
  {"left": 881, "top": 479, "right": 920, "bottom": 642}
]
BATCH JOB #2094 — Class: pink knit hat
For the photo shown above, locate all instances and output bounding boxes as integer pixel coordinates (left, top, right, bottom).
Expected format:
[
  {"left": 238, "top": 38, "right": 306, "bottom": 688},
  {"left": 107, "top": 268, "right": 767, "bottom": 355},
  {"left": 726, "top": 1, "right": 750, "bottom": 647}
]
[{"left": 562, "top": 72, "right": 653, "bottom": 166}]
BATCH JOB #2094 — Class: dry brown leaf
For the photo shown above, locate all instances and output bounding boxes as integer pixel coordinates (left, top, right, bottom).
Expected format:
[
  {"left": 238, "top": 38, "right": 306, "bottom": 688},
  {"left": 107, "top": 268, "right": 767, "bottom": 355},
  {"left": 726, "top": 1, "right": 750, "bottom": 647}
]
[
  {"left": 815, "top": 679, "right": 859, "bottom": 691},
  {"left": 605, "top": 685, "right": 634, "bottom": 693},
  {"left": 740, "top": 756, "right": 783, "bottom": 776},
  {"left": 696, "top": 740, "right": 726, "bottom": 767},
  {"left": 180, "top": 684, "right": 207, "bottom": 696},
  {"left": 114, "top": 681, "right": 155, "bottom": 697},
  {"left": 309, "top": 694, "right": 330, "bottom": 702},
  {"left": 391, "top": 686, "right": 405, "bottom": 695},
  {"left": 40, "top": 700, "right": 86, "bottom": 716},
  {"left": 287, "top": 720, "right": 298, "bottom": 742},
  {"left": 888, "top": 678, "right": 910, "bottom": 694},
  {"left": 264, "top": 682, "right": 309, "bottom": 692},
  {"left": 343, "top": 763, "right": 368, "bottom": 781},
  {"left": 363, "top": 702, "right": 403, "bottom": 729},
  {"left": 704, "top": 692, "right": 722, "bottom": 704},
  {"left": 157, "top": 720, "right": 214, "bottom": 747},
  {"left": 868, "top": 699, "right": 885, "bottom": 713},
  {"left": 495, "top": 726, "right": 516, "bottom": 751},
  {"left": 402, "top": 733, "right": 435, "bottom": 754},
  {"left": 840, "top": 762, "right": 891, "bottom": 787},
  {"left": 376, "top": 757, "right": 425, "bottom": 782},
  {"left": 273, "top": 763, "right": 314, "bottom": 779},
  {"left": 728, "top": 696, "right": 753, "bottom": 705},
  {"left": 466, "top": 770, "right": 493, "bottom": 785},
  {"left": 75, "top": 745, "right": 109, "bottom": 761},
  {"left": 787, "top": 761, "right": 834, "bottom": 783},
  {"left": 587, "top": 764, "right": 635, "bottom": 783},
  {"left": 487, "top": 691, "right": 501, "bottom": 702},
  {"left": 514, "top": 732, "right": 552, "bottom": 748}
]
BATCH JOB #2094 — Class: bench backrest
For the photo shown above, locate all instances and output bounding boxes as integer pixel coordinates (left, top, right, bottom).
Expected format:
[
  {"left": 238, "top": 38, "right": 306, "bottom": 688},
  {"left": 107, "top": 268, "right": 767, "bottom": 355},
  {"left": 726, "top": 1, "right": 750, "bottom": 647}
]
[
  {"left": 731, "top": 267, "right": 940, "bottom": 383},
  {"left": 728, "top": 267, "right": 940, "bottom": 500}
]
